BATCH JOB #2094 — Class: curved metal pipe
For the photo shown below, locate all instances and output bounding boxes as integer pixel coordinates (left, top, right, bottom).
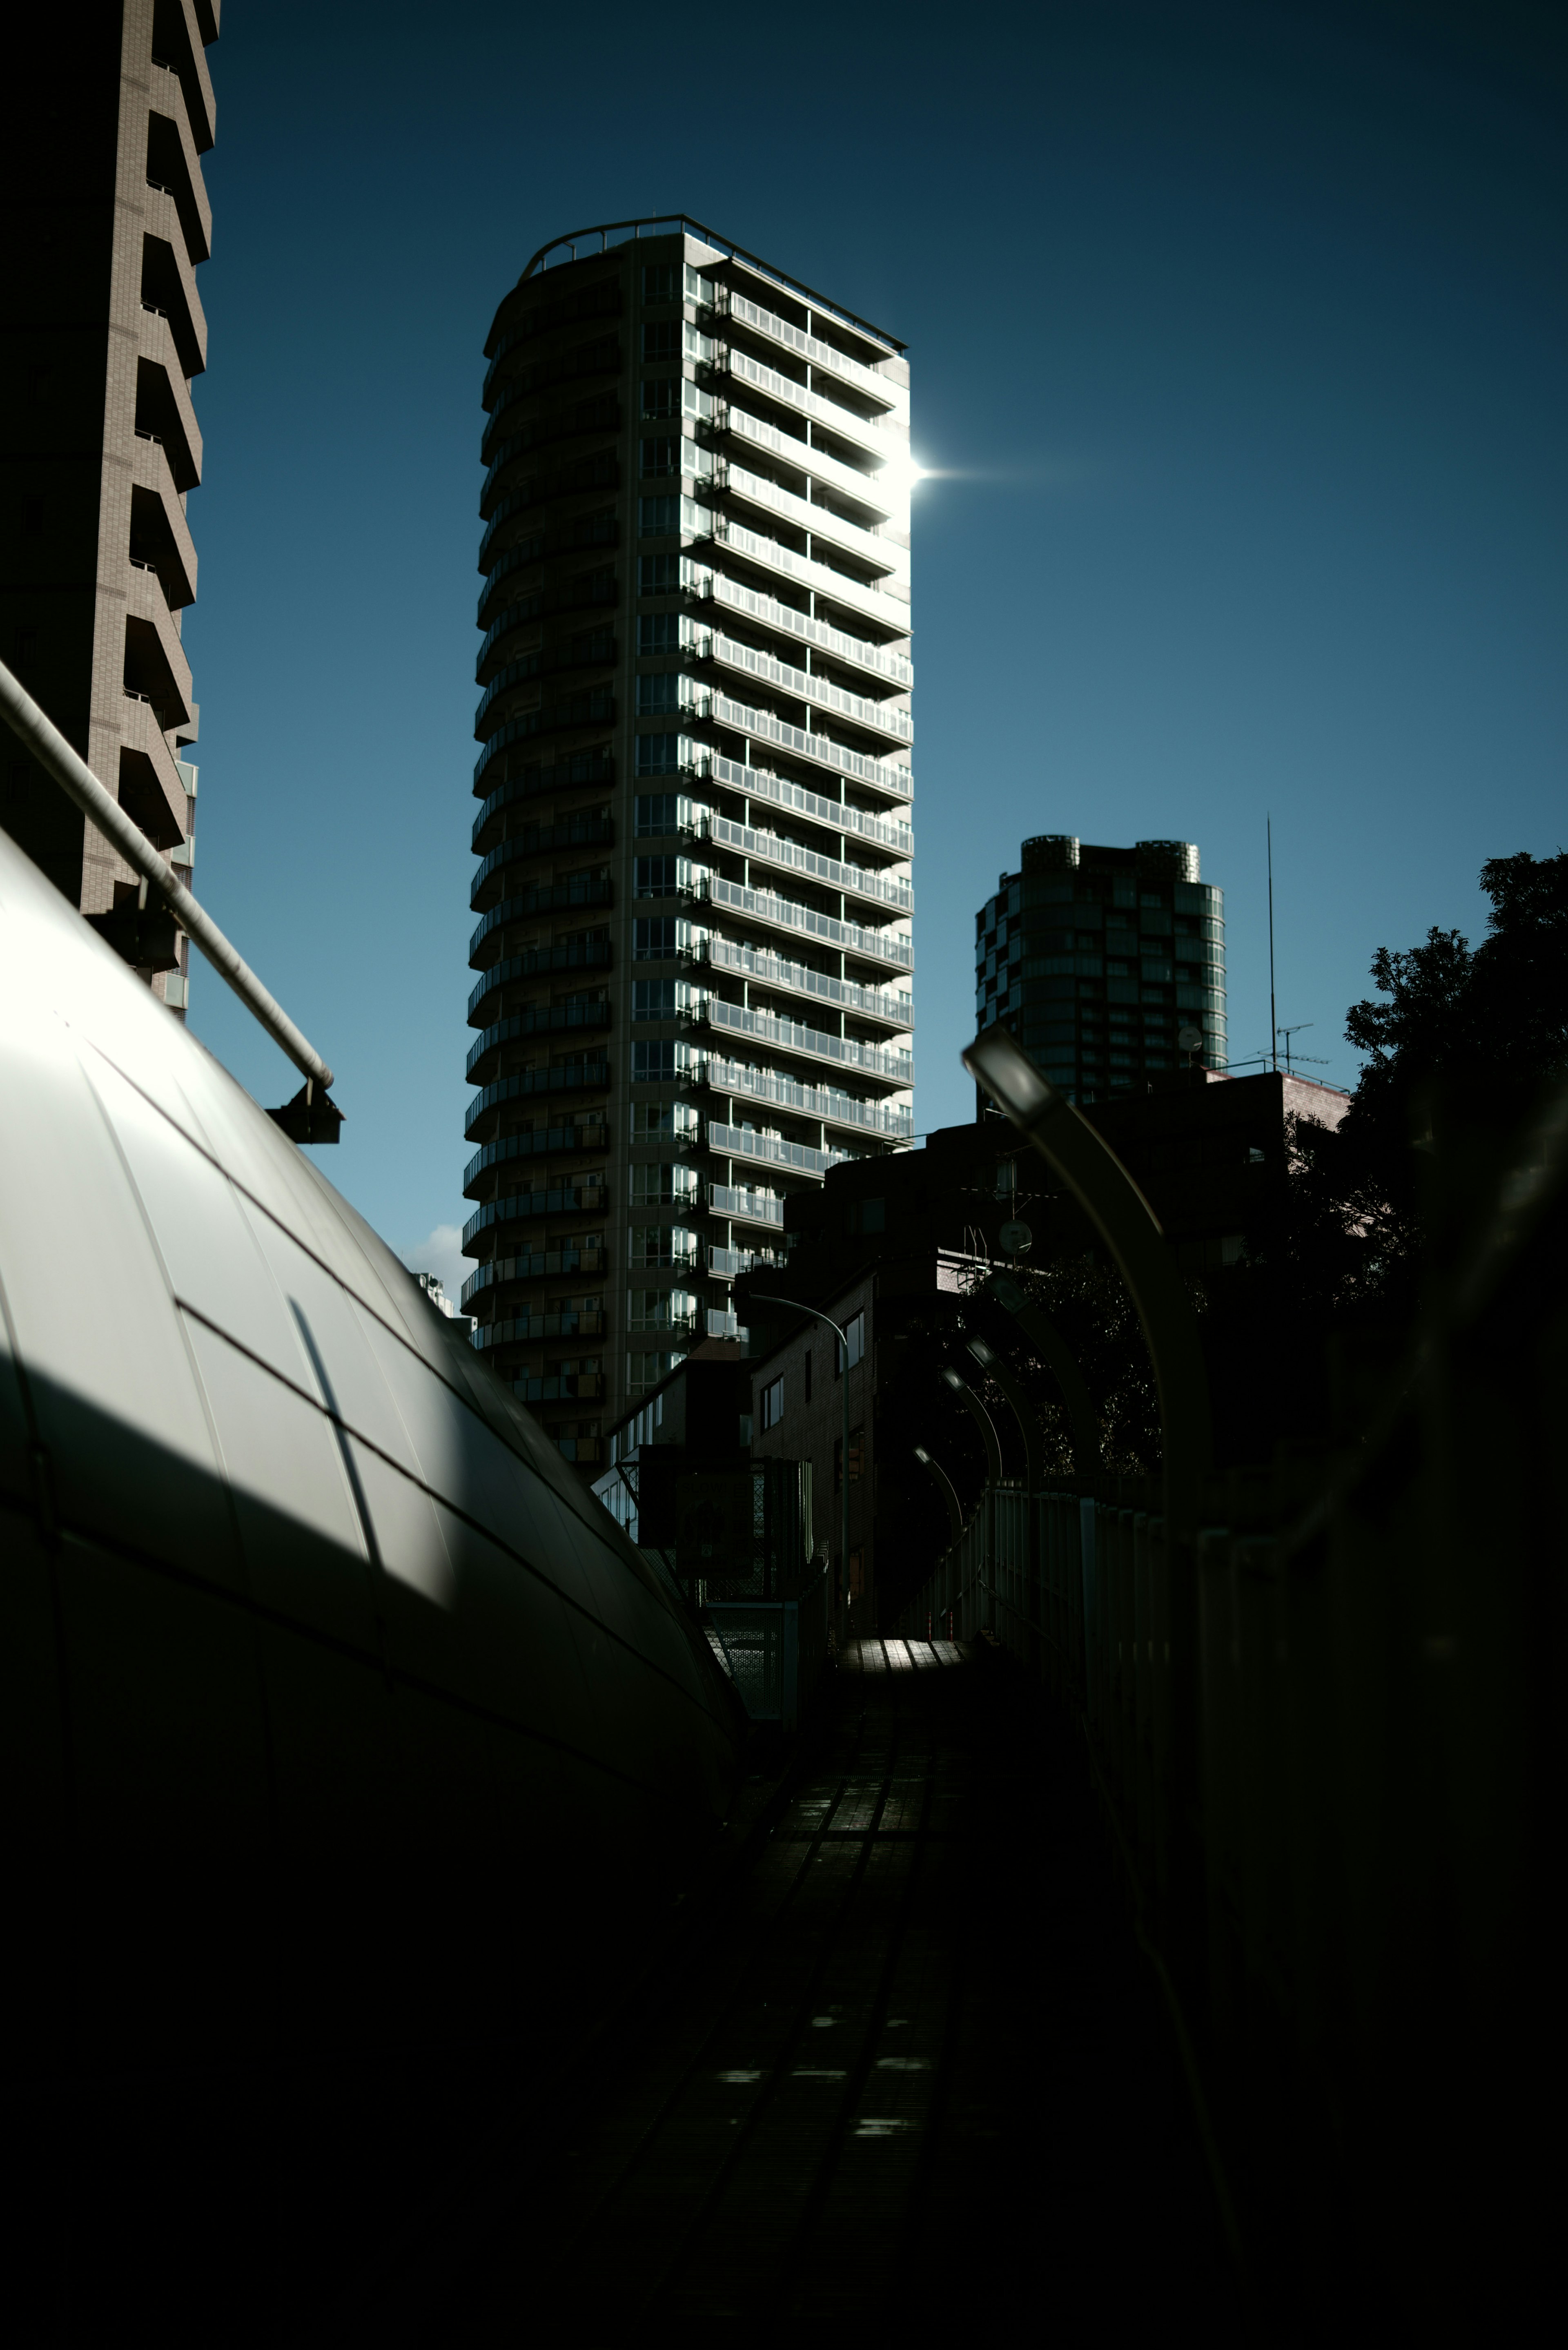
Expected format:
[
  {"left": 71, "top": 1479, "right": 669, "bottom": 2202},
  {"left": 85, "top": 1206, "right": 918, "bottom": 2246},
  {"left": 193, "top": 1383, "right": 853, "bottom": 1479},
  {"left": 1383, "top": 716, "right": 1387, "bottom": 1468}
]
[
  {"left": 0, "top": 659, "right": 335, "bottom": 1091},
  {"left": 912, "top": 1444, "right": 964, "bottom": 1546},
  {"left": 964, "top": 1335, "right": 1039, "bottom": 1490},
  {"left": 938, "top": 1365, "right": 1004, "bottom": 1485},
  {"left": 982, "top": 1276, "right": 1102, "bottom": 1478}
]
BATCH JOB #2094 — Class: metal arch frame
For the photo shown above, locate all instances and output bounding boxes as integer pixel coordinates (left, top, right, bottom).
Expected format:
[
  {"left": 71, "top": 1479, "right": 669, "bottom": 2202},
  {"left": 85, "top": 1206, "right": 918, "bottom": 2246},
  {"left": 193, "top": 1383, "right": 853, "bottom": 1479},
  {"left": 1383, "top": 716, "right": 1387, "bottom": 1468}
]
[
  {"left": 938, "top": 1365, "right": 1004, "bottom": 1485},
  {"left": 912, "top": 1443, "right": 964, "bottom": 1546},
  {"left": 981, "top": 1278, "right": 1102, "bottom": 1480}
]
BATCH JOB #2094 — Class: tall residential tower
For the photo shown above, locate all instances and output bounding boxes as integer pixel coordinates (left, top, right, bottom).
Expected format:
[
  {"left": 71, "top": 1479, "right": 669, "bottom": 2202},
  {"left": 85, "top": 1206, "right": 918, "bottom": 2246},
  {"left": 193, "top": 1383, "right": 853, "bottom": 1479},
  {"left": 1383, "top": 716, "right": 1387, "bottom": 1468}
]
[
  {"left": 975, "top": 835, "right": 1226, "bottom": 1103},
  {"left": 4, "top": 1, "right": 218, "bottom": 1004},
  {"left": 463, "top": 220, "right": 915, "bottom": 1468}
]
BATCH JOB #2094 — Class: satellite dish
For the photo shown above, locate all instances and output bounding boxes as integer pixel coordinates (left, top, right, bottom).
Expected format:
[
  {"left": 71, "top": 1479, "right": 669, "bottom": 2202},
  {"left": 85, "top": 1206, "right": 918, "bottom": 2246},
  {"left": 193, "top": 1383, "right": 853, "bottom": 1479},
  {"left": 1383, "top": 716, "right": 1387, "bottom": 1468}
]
[
  {"left": 999, "top": 1219, "right": 1033, "bottom": 1257},
  {"left": 1178, "top": 1024, "right": 1203, "bottom": 1053}
]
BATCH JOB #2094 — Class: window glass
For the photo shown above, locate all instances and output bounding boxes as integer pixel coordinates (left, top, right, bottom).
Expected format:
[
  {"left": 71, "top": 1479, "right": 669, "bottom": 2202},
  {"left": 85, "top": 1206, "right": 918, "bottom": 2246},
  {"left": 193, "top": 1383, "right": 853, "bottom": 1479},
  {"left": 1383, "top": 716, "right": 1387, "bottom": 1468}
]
[
  {"left": 641, "top": 321, "right": 681, "bottom": 361},
  {"left": 641, "top": 264, "right": 679, "bottom": 302},
  {"left": 638, "top": 553, "right": 679, "bottom": 593},
  {"left": 638, "top": 613, "right": 682, "bottom": 654},
  {"left": 640, "top": 436, "right": 683, "bottom": 478},
  {"left": 633, "top": 917, "right": 677, "bottom": 959},
  {"left": 761, "top": 1375, "right": 785, "bottom": 1431},
  {"left": 638, "top": 494, "right": 680, "bottom": 536}
]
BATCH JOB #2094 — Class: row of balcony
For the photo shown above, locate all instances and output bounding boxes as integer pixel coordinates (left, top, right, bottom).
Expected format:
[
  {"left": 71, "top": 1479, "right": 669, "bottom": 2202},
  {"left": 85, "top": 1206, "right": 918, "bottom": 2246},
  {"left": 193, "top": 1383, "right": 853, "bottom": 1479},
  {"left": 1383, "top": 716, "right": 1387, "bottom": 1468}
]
[
  {"left": 463, "top": 1182, "right": 607, "bottom": 1249},
  {"left": 721, "top": 403, "right": 900, "bottom": 526},
  {"left": 464, "top": 1067, "right": 611, "bottom": 1185},
  {"left": 704, "top": 754, "right": 911, "bottom": 862},
  {"left": 476, "top": 573, "right": 618, "bottom": 683},
  {"left": 721, "top": 290, "right": 906, "bottom": 416},
  {"left": 470, "top": 752, "right": 615, "bottom": 845},
  {"left": 461, "top": 1246, "right": 607, "bottom": 1310},
  {"left": 703, "top": 873, "right": 913, "bottom": 972},
  {"left": 721, "top": 461, "right": 908, "bottom": 586},
  {"left": 481, "top": 337, "right": 621, "bottom": 455},
  {"left": 705, "top": 997, "right": 912, "bottom": 1086},
  {"left": 483, "top": 278, "right": 623, "bottom": 408},
  {"left": 468, "top": 936, "right": 610, "bottom": 1023},
  {"left": 461, "top": 1119, "right": 607, "bottom": 1175},
  {"left": 720, "top": 348, "right": 899, "bottom": 470},
  {"left": 474, "top": 695, "right": 615, "bottom": 792},
  {"left": 706, "top": 571, "right": 911, "bottom": 688},
  {"left": 705, "top": 515, "right": 911, "bottom": 635},
  {"left": 702, "top": 933, "right": 913, "bottom": 1030},
  {"left": 708, "top": 1184, "right": 788, "bottom": 1227},
  {"left": 478, "top": 384, "right": 620, "bottom": 487},
  {"left": 705, "top": 689, "right": 912, "bottom": 803},
  {"left": 478, "top": 509, "right": 618, "bottom": 622},
  {"left": 470, "top": 799, "right": 611, "bottom": 867},
  {"left": 476, "top": 1310, "right": 606, "bottom": 1349},
  {"left": 706, "top": 1122, "right": 845, "bottom": 1179},
  {"left": 708, "top": 1244, "right": 785, "bottom": 1280},
  {"left": 709, "top": 634, "right": 912, "bottom": 748},
  {"left": 474, "top": 634, "right": 616, "bottom": 735},
  {"left": 469, "top": 858, "right": 610, "bottom": 921},
  {"left": 703, "top": 812, "right": 913, "bottom": 915},
  {"left": 706, "top": 1056, "right": 913, "bottom": 1141}
]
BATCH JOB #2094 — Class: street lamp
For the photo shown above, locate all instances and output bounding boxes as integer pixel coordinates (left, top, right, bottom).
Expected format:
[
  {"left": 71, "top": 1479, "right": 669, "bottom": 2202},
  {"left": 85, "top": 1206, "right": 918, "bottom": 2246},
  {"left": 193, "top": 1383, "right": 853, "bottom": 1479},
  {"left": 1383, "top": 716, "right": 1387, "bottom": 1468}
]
[{"left": 749, "top": 1295, "right": 854, "bottom": 1625}]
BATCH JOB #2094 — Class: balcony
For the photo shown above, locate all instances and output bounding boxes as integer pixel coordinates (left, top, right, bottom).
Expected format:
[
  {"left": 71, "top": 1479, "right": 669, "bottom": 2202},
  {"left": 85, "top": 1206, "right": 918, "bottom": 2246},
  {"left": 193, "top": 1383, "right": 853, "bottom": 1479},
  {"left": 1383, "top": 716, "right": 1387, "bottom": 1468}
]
[
  {"left": 467, "top": 939, "right": 610, "bottom": 1028},
  {"left": 706, "top": 1057, "right": 913, "bottom": 1143},
  {"left": 704, "top": 514, "right": 910, "bottom": 634},
  {"left": 140, "top": 219, "right": 207, "bottom": 379},
  {"left": 702, "top": 935, "right": 913, "bottom": 1031},
  {"left": 463, "top": 1001, "right": 610, "bottom": 1090},
  {"left": 116, "top": 694, "right": 187, "bottom": 849},
  {"left": 474, "top": 635, "right": 616, "bottom": 734},
  {"left": 475, "top": 1310, "right": 606, "bottom": 1348},
  {"left": 462, "top": 1118, "right": 607, "bottom": 1173},
  {"left": 703, "top": 874, "right": 913, "bottom": 973},
  {"left": 722, "top": 348, "right": 900, "bottom": 468},
  {"left": 150, "top": 35, "right": 216, "bottom": 155},
  {"left": 705, "top": 999, "right": 912, "bottom": 1088},
  {"left": 708, "top": 1245, "right": 784, "bottom": 1279},
  {"left": 707, "top": 572, "right": 911, "bottom": 688},
  {"left": 721, "top": 404, "right": 900, "bottom": 526},
  {"left": 146, "top": 103, "right": 212, "bottom": 263},
  {"left": 721, "top": 462, "right": 906, "bottom": 585},
  {"left": 461, "top": 1248, "right": 606, "bottom": 1310},
  {"left": 512, "top": 1372, "right": 606, "bottom": 1404},
  {"left": 483, "top": 279, "right": 624, "bottom": 408},
  {"left": 706, "top": 1123, "right": 844, "bottom": 1178},
  {"left": 704, "top": 814, "right": 912, "bottom": 919},
  {"left": 480, "top": 379, "right": 619, "bottom": 468},
  {"left": 464, "top": 1055, "right": 611, "bottom": 1142},
  {"left": 130, "top": 439, "right": 197, "bottom": 606},
  {"left": 463, "top": 1182, "right": 607, "bottom": 1247},
  {"left": 626, "top": 1293, "right": 700, "bottom": 1338},
  {"left": 706, "top": 692, "right": 911, "bottom": 806},
  {"left": 708, "top": 1185, "right": 787, "bottom": 1228},
  {"left": 722, "top": 290, "right": 906, "bottom": 415},
  {"left": 471, "top": 834, "right": 612, "bottom": 911},
  {"left": 134, "top": 344, "right": 201, "bottom": 492},
  {"left": 709, "top": 638, "right": 911, "bottom": 752},
  {"left": 473, "top": 689, "right": 615, "bottom": 789},
  {"left": 704, "top": 756, "right": 910, "bottom": 862},
  {"left": 125, "top": 570, "right": 194, "bottom": 731}
]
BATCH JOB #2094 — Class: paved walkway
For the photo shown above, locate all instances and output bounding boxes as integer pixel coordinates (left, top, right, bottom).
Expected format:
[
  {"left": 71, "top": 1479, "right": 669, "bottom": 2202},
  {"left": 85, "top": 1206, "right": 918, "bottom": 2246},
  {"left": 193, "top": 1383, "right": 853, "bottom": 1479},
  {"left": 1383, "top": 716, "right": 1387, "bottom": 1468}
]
[{"left": 350, "top": 1637, "right": 1241, "bottom": 2343}]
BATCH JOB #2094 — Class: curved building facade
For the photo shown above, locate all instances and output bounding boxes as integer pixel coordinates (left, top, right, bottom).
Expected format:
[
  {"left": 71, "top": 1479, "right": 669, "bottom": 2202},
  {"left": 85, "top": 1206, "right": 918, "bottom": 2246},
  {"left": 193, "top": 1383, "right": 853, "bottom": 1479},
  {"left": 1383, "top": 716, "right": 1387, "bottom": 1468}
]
[{"left": 465, "top": 219, "right": 915, "bottom": 1467}]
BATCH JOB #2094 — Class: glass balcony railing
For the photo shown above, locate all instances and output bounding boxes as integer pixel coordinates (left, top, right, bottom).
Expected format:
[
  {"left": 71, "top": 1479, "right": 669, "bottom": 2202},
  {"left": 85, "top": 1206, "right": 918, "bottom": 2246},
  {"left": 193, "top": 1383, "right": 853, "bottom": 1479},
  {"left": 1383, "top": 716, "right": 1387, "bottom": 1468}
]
[
  {"left": 702, "top": 935, "right": 913, "bottom": 1030},
  {"left": 463, "top": 1070, "right": 612, "bottom": 1187},
  {"left": 721, "top": 348, "right": 900, "bottom": 467},
  {"left": 702, "top": 517, "right": 910, "bottom": 635},
  {"left": 705, "top": 998, "right": 913, "bottom": 1086},
  {"left": 722, "top": 461, "right": 906, "bottom": 583},
  {"left": 704, "top": 755, "right": 909, "bottom": 862},
  {"left": 462, "top": 1182, "right": 606, "bottom": 1247},
  {"left": 708, "top": 1244, "right": 784, "bottom": 1279},
  {"left": 706, "top": 1057, "right": 914, "bottom": 1140},
  {"left": 722, "top": 290, "right": 906, "bottom": 414},
  {"left": 707, "top": 571, "right": 911, "bottom": 688},
  {"left": 706, "top": 1123, "right": 847, "bottom": 1178},
  {"left": 703, "top": 874, "right": 913, "bottom": 970},
  {"left": 466, "top": 940, "right": 610, "bottom": 1033},
  {"left": 464, "top": 1034, "right": 611, "bottom": 1134},
  {"left": 710, "top": 636, "right": 912, "bottom": 747},
  {"left": 708, "top": 1184, "right": 787, "bottom": 1226},
  {"left": 704, "top": 814, "right": 912, "bottom": 915},
  {"left": 721, "top": 403, "right": 901, "bottom": 525},
  {"left": 461, "top": 1249, "right": 606, "bottom": 1310},
  {"left": 706, "top": 694, "right": 912, "bottom": 803},
  {"left": 475, "top": 1310, "right": 606, "bottom": 1347}
]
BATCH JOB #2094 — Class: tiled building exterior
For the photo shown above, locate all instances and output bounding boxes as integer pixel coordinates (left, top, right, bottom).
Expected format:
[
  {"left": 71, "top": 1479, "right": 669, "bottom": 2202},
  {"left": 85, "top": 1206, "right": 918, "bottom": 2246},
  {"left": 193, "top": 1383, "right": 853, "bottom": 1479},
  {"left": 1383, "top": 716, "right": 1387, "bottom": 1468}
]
[
  {"left": 463, "top": 219, "right": 916, "bottom": 1470},
  {"left": 3, "top": 1, "right": 218, "bottom": 1005},
  {"left": 976, "top": 834, "right": 1227, "bottom": 1103}
]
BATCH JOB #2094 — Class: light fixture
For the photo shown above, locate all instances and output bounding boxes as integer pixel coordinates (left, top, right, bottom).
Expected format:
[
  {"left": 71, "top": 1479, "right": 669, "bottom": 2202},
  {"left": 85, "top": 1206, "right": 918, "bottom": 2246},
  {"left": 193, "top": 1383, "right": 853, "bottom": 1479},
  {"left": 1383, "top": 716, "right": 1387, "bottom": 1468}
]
[{"left": 962, "top": 1023, "right": 1058, "bottom": 1127}]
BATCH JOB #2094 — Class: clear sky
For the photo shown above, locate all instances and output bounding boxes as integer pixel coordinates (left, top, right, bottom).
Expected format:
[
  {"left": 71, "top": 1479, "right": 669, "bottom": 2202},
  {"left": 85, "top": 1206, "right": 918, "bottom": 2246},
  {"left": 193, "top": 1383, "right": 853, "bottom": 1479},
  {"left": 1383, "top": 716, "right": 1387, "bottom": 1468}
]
[{"left": 180, "top": 0, "right": 1567, "bottom": 1290}]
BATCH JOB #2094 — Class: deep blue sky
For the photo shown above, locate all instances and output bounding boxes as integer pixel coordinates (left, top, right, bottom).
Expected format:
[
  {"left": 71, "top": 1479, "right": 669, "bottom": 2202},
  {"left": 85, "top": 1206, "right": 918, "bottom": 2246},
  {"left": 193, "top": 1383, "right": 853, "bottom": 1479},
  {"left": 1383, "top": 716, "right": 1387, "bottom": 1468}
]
[{"left": 182, "top": 0, "right": 1568, "bottom": 1287}]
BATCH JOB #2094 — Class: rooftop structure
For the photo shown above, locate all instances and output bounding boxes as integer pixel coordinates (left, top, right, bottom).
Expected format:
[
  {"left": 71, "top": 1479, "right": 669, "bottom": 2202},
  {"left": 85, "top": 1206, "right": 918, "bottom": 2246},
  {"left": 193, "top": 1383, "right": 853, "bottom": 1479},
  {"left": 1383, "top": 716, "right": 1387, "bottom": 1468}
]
[
  {"left": 3, "top": 0, "right": 220, "bottom": 1008},
  {"left": 976, "top": 834, "right": 1226, "bottom": 1103},
  {"left": 462, "top": 219, "right": 915, "bottom": 1470}
]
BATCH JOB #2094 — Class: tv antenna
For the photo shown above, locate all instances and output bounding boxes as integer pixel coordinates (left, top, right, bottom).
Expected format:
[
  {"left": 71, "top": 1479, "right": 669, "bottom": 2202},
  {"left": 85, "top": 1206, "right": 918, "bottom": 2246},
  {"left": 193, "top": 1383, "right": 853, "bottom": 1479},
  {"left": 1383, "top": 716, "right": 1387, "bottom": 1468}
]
[
  {"left": 1276, "top": 1021, "right": 1329, "bottom": 1077},
  {"left": 1267, "top": 816, "right": 1277, "bottom": 1073}
]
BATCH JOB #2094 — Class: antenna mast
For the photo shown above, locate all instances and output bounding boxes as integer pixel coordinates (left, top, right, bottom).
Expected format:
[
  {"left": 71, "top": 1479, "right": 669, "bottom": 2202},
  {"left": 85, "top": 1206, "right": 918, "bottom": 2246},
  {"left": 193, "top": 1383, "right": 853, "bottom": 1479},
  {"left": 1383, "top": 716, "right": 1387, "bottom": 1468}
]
[{"left": 1267, "top": 816, "right": 1278, "bottom": 1074}]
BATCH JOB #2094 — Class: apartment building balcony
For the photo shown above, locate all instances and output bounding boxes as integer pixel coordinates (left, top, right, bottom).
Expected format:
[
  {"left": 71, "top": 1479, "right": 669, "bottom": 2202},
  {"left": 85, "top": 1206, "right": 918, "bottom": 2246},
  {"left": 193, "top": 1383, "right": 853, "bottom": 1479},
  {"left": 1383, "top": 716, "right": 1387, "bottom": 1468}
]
[
  {"left": 703, "top": 874, "right": 913, "bottom": 974},
  {"left": 708, "top": 1244, "right": 784, "bottom": 1280},
  {"left": 475, "top": 1309, "right": 606, "bottom": 1349},
  {"left": 467, "top": 939, "right": 611, "bottom": 1029},
  {"left": 470, "top": 832, "right": 612, "bottom": 909},
  {"left": 130, "top": 437, "right": 198, "bottom": 606},
  {"left": 722, "top": 349, "right": 902, "bottom": 467},
  {"left": 719, "top": 290, "right": 906, "bottom": 416},
  {"left": 147, "top": 96, "right": 212, "bottom": 263},
  {"left": 125, "top": 568, "right": 195, "bottom": 731},
  {"left": 704, "top": 814, "right": 912, "bottom": 919},
  {"left": 706, "top": 1123, "right": 845, "bottom": 1179},
  {"left": 464, "top": 1057, "right": 612, "bottom": 1143},
  {"left": 462, "top": 1182, "right": 608, "bottom": 1247},
  {"left": 709, "top": 638, "right": 911, "bottom": 750},
  {"left": 150, "top": 31, "right": 216, "bottom": 155},
  {"left": 704, "top": 756, "right": 910, "bottom": 865},
  {"left": 462, "top": 1002, "right": 610, "bottom": 1096},
  {"left": 511, "top": 1371, "right": 606, "bottom": 1405},
  {"left": 482, "top": 278, "right": 624, "bottom": 406},
  {"left": 706, "top": 573, "right": 911, "bottom": 689},
  {"left": 708, "top": 1184, "right": 788, "bottom": 1228},
  {"left": 626, "top": 1293, "right": 701, "bottom": 1338},
  {"left": 701, "top": 935, "right": 913, "bottom": 1032},
  {"left": 461, "top": 1249, "right": 608, "bottom": 1311},
  {"left": 704, "top": 999, "right": 913, "bottom": 1088},
  {"left": 474, "top": 635, "right": 617, "bottom": 733},
  {"left": 719, "top": 404, "right": 900, "bottom": 525},
  {"left": 707, "top": 692, "right": 912, "bottom": 805},
  {"left": 461, "top": 1121, "right": 609, "bottom": 1183},
  {"left": 720, "top": 462, "right": 906, "bottom": 584},
  {"left": 706, "top": 1057, "right": 914, "bottom": 1143},
  {"left": 472, "top": 692, "right": 615, "bottom": 789},
  {"left": 481, "top": 372, "right": 621, "bottom": 465},
  {"left": 116, "top": 694, "right": 189, "bottom": 849},
  {"left": 140, "top": 212, "right": 207, "bottom": 378},
  {"left": 706, "top": 515, "right": 910, "bottom": 635}
]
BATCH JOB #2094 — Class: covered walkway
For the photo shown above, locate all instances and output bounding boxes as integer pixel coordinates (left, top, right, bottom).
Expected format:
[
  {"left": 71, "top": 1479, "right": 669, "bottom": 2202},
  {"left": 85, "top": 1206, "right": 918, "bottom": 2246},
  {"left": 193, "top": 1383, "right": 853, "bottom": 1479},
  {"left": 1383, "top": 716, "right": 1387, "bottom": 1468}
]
[{"left": 338, "top": 1639, "right": 1241, "bottom": 2342}]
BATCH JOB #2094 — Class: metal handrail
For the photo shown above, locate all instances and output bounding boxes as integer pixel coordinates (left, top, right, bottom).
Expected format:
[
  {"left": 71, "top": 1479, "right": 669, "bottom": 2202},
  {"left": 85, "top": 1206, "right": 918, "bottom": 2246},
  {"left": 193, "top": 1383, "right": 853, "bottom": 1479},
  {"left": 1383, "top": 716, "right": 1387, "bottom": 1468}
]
[{"left": 0, "top": 658, "right": 334, "bottom": 1091}]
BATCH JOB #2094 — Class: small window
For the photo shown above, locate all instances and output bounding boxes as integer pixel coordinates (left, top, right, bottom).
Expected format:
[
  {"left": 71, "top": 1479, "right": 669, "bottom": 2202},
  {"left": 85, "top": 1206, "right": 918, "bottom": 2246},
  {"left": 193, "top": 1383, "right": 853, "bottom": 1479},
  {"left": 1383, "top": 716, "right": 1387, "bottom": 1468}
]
[
  {"left": 638, "top": 553, "right": 680, "bottom": 594},
  {"left": 633, "top": 917, "right": 678, "bottom": 960},
  {"left": 638, "top": 613, "right": 682, "bottom": 655},
  {"left": 835, "top": 1310, "right": 866, "bottom": 1374},
  {"left": 638, "top": 495, "right": 680, "bottom": 537},
  {"left": 641, "top": 321, "right": 681, "bottom": 361},
  {"left": 640, "top": 435, "right": 683, "bottom": 479},
  {"left": 761, "top": 1374, "right": 785, "bottom": 1431},
  {"left": 641, "top": 264, "right": 680, "bottom": 303},
  {"left": 641, "top": 379, "right": 681, "bottom": 419}
]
